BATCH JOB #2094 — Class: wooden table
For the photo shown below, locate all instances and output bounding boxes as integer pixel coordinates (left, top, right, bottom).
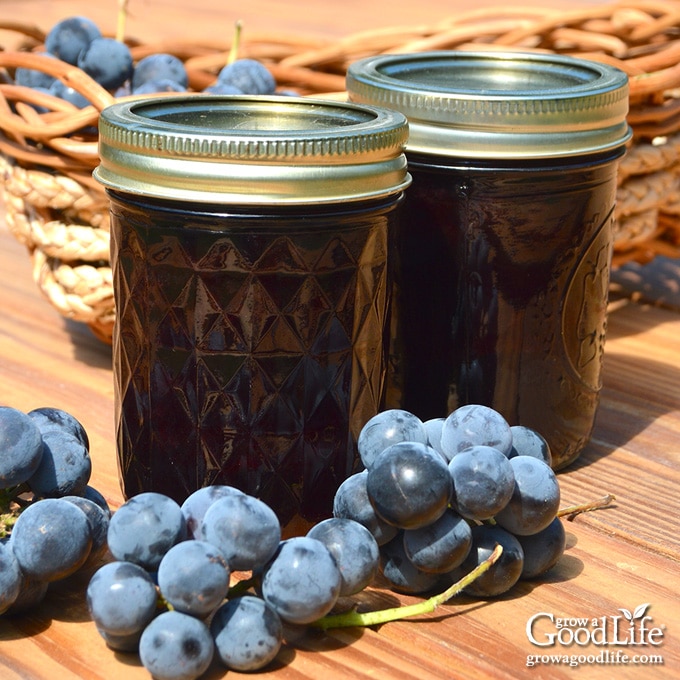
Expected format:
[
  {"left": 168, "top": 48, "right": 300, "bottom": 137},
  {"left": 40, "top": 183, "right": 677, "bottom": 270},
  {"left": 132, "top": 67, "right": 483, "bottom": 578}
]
[{"left": 1, "top": 1, "right": 679, "bottom": 678}]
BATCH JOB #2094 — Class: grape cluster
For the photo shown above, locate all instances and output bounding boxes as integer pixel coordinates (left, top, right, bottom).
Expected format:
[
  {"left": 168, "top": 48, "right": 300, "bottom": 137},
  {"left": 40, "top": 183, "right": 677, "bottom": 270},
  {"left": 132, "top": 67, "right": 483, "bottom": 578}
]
[
  {"left": 12, "top": 15, "right": 278, "bottom": 117},
  {"left": 336, "top": 404, "right": 566, "bottom": 598},
  {"left": 0, "top": 405, "right": 110, "bottom": 616},
  {"left": 86, "top": 484, "right": 381, "bottom": 677}
]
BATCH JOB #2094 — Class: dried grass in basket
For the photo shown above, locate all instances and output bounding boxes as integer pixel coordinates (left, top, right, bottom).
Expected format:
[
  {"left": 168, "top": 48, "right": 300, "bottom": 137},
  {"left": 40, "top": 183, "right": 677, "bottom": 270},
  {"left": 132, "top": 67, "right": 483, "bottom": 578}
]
[{"left": 2, "top": 1, "right": 680, "bottom": 343}]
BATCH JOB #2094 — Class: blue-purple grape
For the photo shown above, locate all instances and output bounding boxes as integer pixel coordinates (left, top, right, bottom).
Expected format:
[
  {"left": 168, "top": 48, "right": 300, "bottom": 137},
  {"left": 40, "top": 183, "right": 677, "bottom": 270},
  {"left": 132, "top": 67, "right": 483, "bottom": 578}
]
[
  {"left": 517, "top": 516, "right": 566, "bottom": 579},
  {"left": 357, "top": 408, "right": 428, "bottom": 469},
  {"left": 62, "top": 495, "right": 110, "bottom": 561},
  {"left": 0, "top": 406, "right": 44, "bottom": 487},
  {"left": 199, "top": 493, "right": 280, "bottom": 572},
  {"left": 366, "top": 441, "right": 452, "bottom": 530},
  {"left": 494, "top": 456, "right": 560, "bottom": 536},
  {"left": 180, "top": 485, "right": 244, "bottom": 539},
  {"left": 453, "top": 524, "right": 524, "bottom": 598},
  {"left": 77, "top": 37, "right": 133, "bottom": 91},
  {"left": 379, "top": 532, "right": 443, "bottom": 594},
  {"left": 0, "top": 542, "right": 22, "bottom": 614},
  {"left": 132, "top": 53, "right": 188, "bottom": 91},
  {"left": 157, "top": 540, "right": 230, "bottom": 618},
  {"left": 139, "top": 610, "right": 214, "bottom": 680},
  {"left": 215, "top": 59, "right": 275, "bottom": 95},
  {"left": 10, "top": 498, "right": 92, "bottom": 581},
  {"left": 261, "top": 536, "right": 341, "bottom": 625},
  {"left": 332, "top": 470, "right": 398, "bottom": 546},
  {"left": 402, "top": 508, "right": 472, "bottom": 573},
  {"left": 107, "top": 492, "right": 186, "bottom": 571},
  {"left": 448, "top": 445, "right": 515, "bottom": 520},
  {"left": 14, "top": 54, "right": 58, "bottom": 89},
  {"left": 132, "top": 79, "right": 187, "bottom": 95},
  {"left": 28, "top": 406, "right": 89, "bottom": 450},
  {"left": 27, "top": 427, "right": 91, "bottom": 498},
  {"left": 307, "top": 517, "right": 379, "bottom": 596},
  {"left": 3, "top": 574, "right": 48, "bottom": 616},
  {"left": 210, "top": 595, "right": 283, "bottom": 672},
  {"left": 87, "top": 561, "right": 159, "bottom": 645},
  {"left": 508, "top": 425, "right": 552, "bottom": 466},
  {"left": 423, "top": 417, "right": 446, "bottom": 456},
  {"left": 44, "top": 16, "right": 101, "bottom": 65},
  {"left": 440, "top": 404, "right": 513, "bottom": 460}
]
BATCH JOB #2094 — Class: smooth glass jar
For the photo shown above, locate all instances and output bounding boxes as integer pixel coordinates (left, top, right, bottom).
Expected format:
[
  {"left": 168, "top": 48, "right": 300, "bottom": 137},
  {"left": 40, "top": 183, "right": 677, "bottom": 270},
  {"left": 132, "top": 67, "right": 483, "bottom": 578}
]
[
  {"left": 94, "top": 95, "right": 410, "bottom": 529},
  {"left": 347, "top": 51, "right": 632, "bottom": 469}
]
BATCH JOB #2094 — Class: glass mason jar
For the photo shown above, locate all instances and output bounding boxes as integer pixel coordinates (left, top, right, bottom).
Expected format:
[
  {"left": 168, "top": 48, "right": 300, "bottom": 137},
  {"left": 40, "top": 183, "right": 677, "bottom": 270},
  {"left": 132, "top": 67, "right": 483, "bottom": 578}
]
[
  {"left": 347, "top": 51, "right": 632, "bottom": 469},
  {"left": 94, "top": 95, "right": 410, "bottom": 529}
]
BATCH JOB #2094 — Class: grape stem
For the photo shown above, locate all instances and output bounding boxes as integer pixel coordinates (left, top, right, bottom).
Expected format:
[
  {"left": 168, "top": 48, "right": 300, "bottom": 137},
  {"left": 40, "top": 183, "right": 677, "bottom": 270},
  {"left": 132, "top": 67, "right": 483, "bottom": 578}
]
[
  {"left": 310, "top": 544, "right": 504, "bottom": 630},
  {"left": 227, "top": 20, "right": 243, "bottom": 65},
  {"left": 116, "top": 0, "right": 129, "bottom": 43},
  {"left": 557, "top": 493, "right": 616, "bottom": 521}
]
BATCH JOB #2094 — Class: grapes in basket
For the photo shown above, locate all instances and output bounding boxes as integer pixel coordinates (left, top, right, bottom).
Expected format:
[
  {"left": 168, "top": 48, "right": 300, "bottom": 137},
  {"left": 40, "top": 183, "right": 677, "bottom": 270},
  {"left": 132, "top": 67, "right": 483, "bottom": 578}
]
[{"left": 9, "top": 14, "right": 280, "bottom": 118}]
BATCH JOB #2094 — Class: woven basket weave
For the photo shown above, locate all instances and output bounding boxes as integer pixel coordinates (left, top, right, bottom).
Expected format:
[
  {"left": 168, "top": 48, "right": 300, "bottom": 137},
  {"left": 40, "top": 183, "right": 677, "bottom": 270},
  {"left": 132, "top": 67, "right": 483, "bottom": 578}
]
[{"left": 3, "top": 1, "right": 680, "bottom": 343}]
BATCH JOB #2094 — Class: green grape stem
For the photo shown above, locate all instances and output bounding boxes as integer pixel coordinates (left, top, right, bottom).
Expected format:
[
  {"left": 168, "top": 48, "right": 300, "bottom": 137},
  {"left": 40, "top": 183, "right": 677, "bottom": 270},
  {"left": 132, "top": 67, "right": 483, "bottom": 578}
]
[{"left": 311, "top": 544, "right": 503, "bottom": 630}]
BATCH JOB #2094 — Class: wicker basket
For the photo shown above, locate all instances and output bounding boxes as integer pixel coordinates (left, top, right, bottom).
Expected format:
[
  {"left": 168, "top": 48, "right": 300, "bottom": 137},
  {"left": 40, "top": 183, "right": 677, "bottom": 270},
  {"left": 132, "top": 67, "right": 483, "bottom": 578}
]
[{"left": 3, "top": 1, "right": 680, "bottom": 343}]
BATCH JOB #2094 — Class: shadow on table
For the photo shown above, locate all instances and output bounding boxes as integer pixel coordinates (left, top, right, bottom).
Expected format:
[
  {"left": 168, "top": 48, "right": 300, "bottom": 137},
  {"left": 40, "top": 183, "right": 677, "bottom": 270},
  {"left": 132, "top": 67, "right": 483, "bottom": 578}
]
[{"left": 64, "top": 319, "right": 113, "bottom": 371}]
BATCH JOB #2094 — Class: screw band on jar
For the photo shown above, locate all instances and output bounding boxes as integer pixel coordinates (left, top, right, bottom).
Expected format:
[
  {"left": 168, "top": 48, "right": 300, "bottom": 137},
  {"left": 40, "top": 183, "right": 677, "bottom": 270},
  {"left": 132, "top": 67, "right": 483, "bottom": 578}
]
[{"left": 95, "top": 94, "right": 411, "bottom": 203}]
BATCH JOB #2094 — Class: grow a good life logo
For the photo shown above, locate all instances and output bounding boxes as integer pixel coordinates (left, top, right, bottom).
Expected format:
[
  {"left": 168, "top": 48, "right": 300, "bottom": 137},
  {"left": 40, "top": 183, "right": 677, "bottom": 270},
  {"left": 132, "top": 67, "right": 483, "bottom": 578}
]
[{"left": 525, "top": 603, "right": 666, "bottom": 669}]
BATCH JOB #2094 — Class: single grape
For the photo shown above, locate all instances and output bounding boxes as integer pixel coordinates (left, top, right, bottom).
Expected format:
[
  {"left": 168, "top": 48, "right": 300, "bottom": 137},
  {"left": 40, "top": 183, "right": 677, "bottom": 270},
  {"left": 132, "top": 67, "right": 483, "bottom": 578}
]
[
  {"left": 2, "top": 574, "right": 48, "bottom": 616},
  {"left": 14, "top": 54, "right": 58, "bottom": 89},
  {"left": 132, "top": 79, "right": 187, "bottom": 95},
  {"left": 357, "top": 408, "right": 428, "bottom": 469},
  {"left": 508, "top": 425, "right": 552, "bottom": 466},
  {"left": 379, "top": 532, "right": 443, "bottom": 594},
  {"left": 215, "top": 59, "right": 276, "bottom": 95},
  {"left": 10, "top": 498, "right": 92, "bottom": 581},
  {"left": 0, "top": 542, "right": 22, "bottom": 614},
  {"left": 139, "top": 610, "right": 214, "bottom": 680},
  {"left": 87, "top": 561, "right": 159, "bottom": 641},
  {"left": 107, "top": 492, "right": 186, "bottom": 571},
  {"left": 402, "top": 508, "right": 472, "bottom": 573},
  {"left": 0, "top": 406, "right": 44, "bottom": 488},
  {"left": 132, "top": 53, "right": 189, "bottom": 91},
  {"left": 28, "top": 406, "right": 89, "bottom": 450},
  {"left": 517, "top": 516, "right": 566, "bottom": 579},
  {"left": 77, "top": 37, "right": 133, "bottom": 91},
  {"left": 448, "top": 445, "right": 515, "bottom": 520},
  {"left": 423, "top": 417, "right": 446, "bottom": 457},
  {"left": 157, "top": 541, "right": 230, "bottom": 618},
  {"left": 62, "top": 495, "right": 110, "bottom": 560},
  {"left": 494, "top": 456, "right": 561, "bottom": 536},
  {"left": 82, "top": 485, "right": 111, "bottom": 517},
  {"left": 44, "top": 16, "right": 102, "bottom": 65},
  {"left": 366, "top": 441, "right": 452, "bottom": 530},
  {"left": 180, "top": 485, "right": 244, "bottom": 539},
  {"left": 200, "top": 493, "right": 280, "bottom": 572},
  {"left": 453, "top": 524, "right": 524, "bottom": 598},
  {"left": 203, "top": 82, "right": 243, "bottom": 94},
  {"left": 307, "top": 517, "right": 379, "bottom": 596},
  {"left": 440, "top": 404, "right": 513, "bottom": 460},
  {"left": 332, "top": 470, "right": 398, "bottom": 546},
  {"left": 27, "top": 427, "right": 91, "bottom": 498},
  {"left": 210, "top": 595, "right": 283, "bottom": 672},
  {"left": 49, "top": 80, "right": 91, "bottom": 108},
  {"left": 261, "top": 536, "right": 341, "bottom": 625}
]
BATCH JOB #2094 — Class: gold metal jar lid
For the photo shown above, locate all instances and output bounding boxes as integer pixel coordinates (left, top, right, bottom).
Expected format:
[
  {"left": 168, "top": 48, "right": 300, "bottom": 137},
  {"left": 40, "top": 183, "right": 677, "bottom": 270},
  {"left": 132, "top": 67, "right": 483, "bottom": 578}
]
[
  {"left": 346, "top": 51, "right": 632, "bottom": 159},
  {"left": 94, "top": 94, "right": 411, "bottom": 204}
]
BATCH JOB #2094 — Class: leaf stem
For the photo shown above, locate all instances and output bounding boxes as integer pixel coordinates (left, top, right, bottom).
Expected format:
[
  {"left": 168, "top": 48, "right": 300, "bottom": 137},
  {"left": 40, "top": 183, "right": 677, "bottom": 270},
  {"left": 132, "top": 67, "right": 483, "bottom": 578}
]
[
  {"left": 227, "top": 20, "right": 243, "bottom": 65},
  {"left": 116, "top": 0, "right": 129, "bottom": 43},
  {"left": 311, "top": 544, "right": 503, "bottom": 630}
]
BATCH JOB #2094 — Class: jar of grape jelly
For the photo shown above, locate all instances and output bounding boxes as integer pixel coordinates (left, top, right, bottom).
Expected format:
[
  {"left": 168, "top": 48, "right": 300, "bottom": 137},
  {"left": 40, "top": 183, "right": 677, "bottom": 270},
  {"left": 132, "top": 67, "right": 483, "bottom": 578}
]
[
  {"left": 94, "top": 95, "right": 410, "bottom": 530},
  {"left": 347, "top": 51, "right": 632, "bottom": 469}
]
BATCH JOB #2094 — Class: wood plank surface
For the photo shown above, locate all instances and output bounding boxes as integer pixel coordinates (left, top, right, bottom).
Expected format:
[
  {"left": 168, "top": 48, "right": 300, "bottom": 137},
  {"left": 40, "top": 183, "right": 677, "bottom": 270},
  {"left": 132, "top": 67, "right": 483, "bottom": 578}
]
[{"left": 1, "top": 1, "right": 679, "bottom": 679}]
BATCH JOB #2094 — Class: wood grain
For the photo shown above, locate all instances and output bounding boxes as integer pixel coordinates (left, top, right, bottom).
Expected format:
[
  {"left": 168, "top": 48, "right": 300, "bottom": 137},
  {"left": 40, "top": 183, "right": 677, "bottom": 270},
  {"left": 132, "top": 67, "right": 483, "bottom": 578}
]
[{"left": 1, "top": 1, "right": 679, "bottom": 678}]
